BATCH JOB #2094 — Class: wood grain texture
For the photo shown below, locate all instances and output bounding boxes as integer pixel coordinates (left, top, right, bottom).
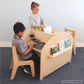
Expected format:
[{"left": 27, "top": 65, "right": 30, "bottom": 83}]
[
  {"left": 40, "top": 32, "right": 73, "bottom": 80},
  {"left": 22, "top": 29, "right": 74, "bottom": 80}
]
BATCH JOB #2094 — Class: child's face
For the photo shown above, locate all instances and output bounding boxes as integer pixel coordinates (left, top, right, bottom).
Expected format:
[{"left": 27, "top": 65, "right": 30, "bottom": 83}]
[
  {"left": 18, "top": 31, "right": 24, "bottom": 37},
  {"left": 32, "top": 6, "right": 40, "bottom": 14}
]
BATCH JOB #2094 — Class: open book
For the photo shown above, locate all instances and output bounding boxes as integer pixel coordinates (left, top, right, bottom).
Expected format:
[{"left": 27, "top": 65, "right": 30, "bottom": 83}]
[{"left": 43, "top": 26, "right": 52, "bottom": 34}]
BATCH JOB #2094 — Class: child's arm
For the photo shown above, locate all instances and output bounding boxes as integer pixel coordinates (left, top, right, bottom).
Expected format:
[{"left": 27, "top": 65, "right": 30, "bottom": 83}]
[
  {"left": 40, "top": 16, "right": 46, "bottom": 28},
  {"left": 40, "top": 16, "right": 45, "bottom": 25},
  {"left": 22, "top": 44, "right": 33, "bottom": 56},
  {"left": 27, "top": 41, "right": 34, "bottom": 46},
  {"left": 29, "top": 15, "right": 45, "bottom": 29},
  {"left": 18, "top": 41, "right": 33, "bottom": 56}
]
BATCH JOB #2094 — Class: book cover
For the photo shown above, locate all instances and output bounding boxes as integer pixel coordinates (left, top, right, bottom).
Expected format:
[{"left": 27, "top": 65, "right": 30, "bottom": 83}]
[
  {"left": 51, "top": 45, "right": 58, "bottom": 54},
  {"left": 58, "top": 41, "right": 65, "bottom": 51},
  {"left": 65, "top": 39, "right": 71, "bottom": 47},
  {"left": 36, "top": 28, "right": 43, "bottom": 31}
]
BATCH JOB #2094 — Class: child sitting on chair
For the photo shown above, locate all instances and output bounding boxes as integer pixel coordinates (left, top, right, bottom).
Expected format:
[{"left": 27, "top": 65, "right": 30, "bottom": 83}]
[{"left": 12, "top": 22, "right": 39, "bottom": 75}]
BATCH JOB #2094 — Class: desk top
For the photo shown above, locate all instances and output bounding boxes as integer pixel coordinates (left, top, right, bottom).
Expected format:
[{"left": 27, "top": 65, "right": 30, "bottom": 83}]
[
  {"left": 33, "top": 48, "right": 41, "bottom": 53},
  {"left": 25, "top": 39, "right": 45, "bottom": 53}
]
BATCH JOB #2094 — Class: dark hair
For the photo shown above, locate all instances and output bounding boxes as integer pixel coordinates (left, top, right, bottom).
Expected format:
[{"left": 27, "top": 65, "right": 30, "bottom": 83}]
[
  {"left": 13, "top": 22, "right": 25, "bottom": 34},
  {"left": 31, "top": 1, "right": 40, "bottom": 10}
]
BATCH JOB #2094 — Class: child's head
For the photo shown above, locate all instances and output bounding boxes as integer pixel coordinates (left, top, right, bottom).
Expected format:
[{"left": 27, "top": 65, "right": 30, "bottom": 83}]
[
  {"left": 13, "top": 22, "right": 25, "bottom": 37},
  {"left": 31, "top": 1, "right": 40, "bottom": 14}
]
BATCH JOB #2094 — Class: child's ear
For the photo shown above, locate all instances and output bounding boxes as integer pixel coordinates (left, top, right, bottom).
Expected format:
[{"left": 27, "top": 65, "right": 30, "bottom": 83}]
[{"left": 31, "top": 7, "right": 34, "bottom": 11}]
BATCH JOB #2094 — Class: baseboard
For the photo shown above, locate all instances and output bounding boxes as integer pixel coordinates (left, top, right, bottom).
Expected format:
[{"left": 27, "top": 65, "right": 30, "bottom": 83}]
[
  {"left": 76, "top": 43, "right": 84, "bottom": 47},
  {"left": 0, "top": 42, "right": 84, "bottom": 47},
  {"left": 0, "top": 42, "right": 12, "bottom": 47}
]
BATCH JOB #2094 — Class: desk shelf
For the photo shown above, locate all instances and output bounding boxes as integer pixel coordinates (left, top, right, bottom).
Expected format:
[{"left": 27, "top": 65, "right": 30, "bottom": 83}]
[{"left": 49, "top": 46, "right": 72, "bottom": 58}]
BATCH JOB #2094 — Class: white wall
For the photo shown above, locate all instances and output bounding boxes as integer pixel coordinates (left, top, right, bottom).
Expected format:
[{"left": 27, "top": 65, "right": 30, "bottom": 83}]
[
  {"left": 0, "top": 0, "right": 84, "bottom": 43},
  {"left": 0, "top": 0, "right": 32, "bottom": 42}
]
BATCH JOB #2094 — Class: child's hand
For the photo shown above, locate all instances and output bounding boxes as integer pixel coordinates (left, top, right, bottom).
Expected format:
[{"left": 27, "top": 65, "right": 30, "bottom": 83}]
[
  {"left": 30, "top": 40, "right": 34, "bottom": 44},
  {"left": 23, "top": 39, "right": 29, "bottom": 42},
  {"left": 29, "top": 44, "right": 33, "bottom": 50},
  {"left": 22, "top": 44, "right": 33, "bottom": 56},
  {"left": 41, "top": 25, "right": 46, "bottom": 28},
  {"left": 27, "top": 43, "right": 33, "bottom": 46}
]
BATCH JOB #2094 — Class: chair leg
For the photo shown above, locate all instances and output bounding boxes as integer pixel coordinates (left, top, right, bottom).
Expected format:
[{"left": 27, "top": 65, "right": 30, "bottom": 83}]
[
  {"left": 30, "top": 63, "right": 35, "bottom": 77},
  {"left": 10, "top": 65, "right": 18, "bottom": 80},
  {"left": 10, "top": 59, "right": 13, "bottom": 69},
  {"left": 73, "top": 45, "right": 76, "bottom": 55}
]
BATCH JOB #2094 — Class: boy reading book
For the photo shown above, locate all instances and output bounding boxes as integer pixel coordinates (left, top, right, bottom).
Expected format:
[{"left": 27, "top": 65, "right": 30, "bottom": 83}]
[{"left": 12, "top": 22, "right": 39, "bottom": 74}]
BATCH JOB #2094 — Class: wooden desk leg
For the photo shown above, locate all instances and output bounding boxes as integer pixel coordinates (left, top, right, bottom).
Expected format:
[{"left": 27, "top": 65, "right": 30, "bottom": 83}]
[
  {"left": 40, "top": 76, "right": 43, "bottom": 80},
  {"left": 40, "top": 72, "right": 43, "bottom": 80},
  {"left": 40, "top": 56, "right": 43, "bottom": 80}
]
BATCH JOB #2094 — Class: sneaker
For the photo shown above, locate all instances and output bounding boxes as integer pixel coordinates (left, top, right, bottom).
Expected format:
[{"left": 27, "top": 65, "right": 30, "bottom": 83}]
[{"left": 23, "top": 67, "right": 31, "bottom": 75}]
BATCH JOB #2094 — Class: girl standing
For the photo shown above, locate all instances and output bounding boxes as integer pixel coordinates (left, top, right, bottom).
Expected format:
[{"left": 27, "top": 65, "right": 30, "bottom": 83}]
[{"left": 29, "top": 2, "right": 46, "bottom": 29}]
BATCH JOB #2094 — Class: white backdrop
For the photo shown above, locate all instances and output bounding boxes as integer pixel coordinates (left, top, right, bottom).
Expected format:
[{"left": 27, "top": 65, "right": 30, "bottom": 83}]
[{"left": 0, "top": 0, "right": 84, "bottom": 43}]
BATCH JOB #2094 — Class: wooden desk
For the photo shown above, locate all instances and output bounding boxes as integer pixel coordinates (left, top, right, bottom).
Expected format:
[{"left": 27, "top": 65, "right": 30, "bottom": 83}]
[
  {"left": 33, "top": 48, "right": 41, "bottom": 53},
  {"left": 22, "top": 29, "right": 74, "bottom": 80}
]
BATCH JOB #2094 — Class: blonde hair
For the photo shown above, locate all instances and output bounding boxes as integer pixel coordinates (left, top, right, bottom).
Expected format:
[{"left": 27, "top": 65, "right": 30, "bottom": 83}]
[{"left": 31, "top": 1, "right": 40, "bottom": 10}]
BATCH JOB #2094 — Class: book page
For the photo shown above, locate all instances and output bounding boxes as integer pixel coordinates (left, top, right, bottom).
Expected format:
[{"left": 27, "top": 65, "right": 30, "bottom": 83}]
[{"left": 44, "top": 26, "right": 52, "bottom": 34}]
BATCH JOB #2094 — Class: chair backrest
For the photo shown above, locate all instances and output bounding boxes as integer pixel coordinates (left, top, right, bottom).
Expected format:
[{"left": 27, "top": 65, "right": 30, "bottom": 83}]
[
  {"left": 12, "top": 46, "right": 19, "bottom": 63},
  {"left": 65, "top": 28, "right": 76, "bottom": 40}
]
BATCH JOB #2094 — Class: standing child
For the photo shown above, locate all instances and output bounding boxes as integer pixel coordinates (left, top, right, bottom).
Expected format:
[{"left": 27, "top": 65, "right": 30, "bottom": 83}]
[{"left": 29, "top": 1, "right": 46, "bottom": 29}]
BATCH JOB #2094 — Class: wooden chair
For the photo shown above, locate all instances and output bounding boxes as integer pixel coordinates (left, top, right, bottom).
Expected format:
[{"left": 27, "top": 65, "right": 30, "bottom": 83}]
[
  {"left": 65, "top": 28, "right": 76, "bottom": 55},
  {"left": 10, "top": 46, "right": 35, "bottom": 80}
]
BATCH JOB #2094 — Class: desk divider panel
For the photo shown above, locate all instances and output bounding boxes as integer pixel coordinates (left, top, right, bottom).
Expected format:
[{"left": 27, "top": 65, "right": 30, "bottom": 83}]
[
  {"left": 33, "top": 29, "right": 53, "bottom": 43},
  {"left": 22, "top": 29, "right": 53, "bottom": 43},
  {"left": 40, "top": 32, "right": 73, "bottom": 80}
]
